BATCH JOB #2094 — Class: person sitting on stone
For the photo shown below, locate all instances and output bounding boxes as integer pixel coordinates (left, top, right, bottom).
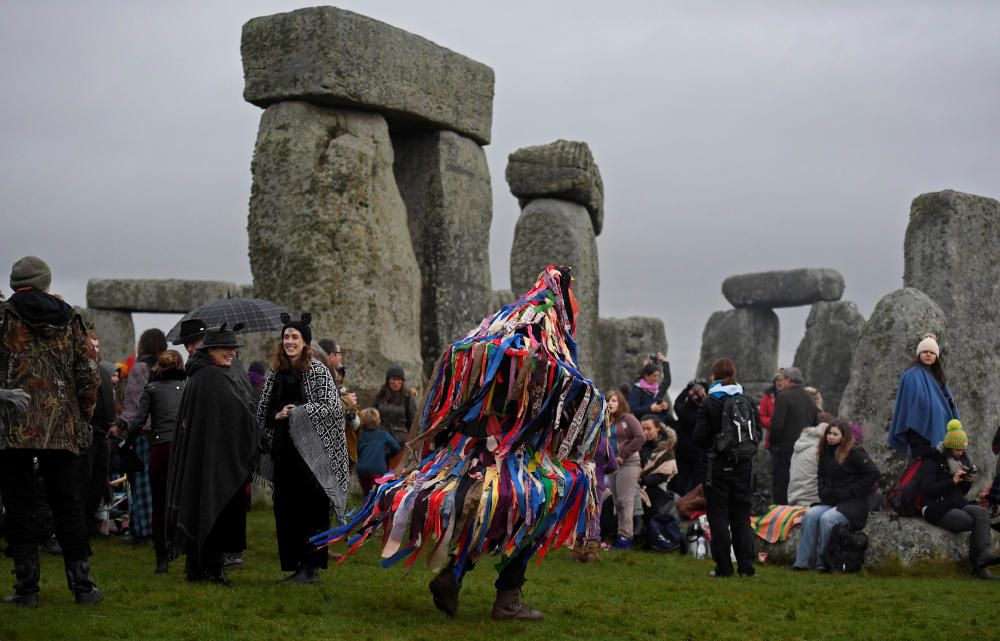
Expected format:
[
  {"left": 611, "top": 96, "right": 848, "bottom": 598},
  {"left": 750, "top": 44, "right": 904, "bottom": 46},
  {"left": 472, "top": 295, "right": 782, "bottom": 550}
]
[
  {"left": 786, "top": 412, "right": 835, "bottom": 507},
  {"left": 888, "top": 334, "right": 959, "bottom": 460},
  {"left": 637, "top": 416, "right": 680, "bottom": 551},
  {"left": 918, "top": 420, "right": 1000, "bottom": 579},
  {"left": 793, "top": 418, "right": 879, "bottom": 572}
]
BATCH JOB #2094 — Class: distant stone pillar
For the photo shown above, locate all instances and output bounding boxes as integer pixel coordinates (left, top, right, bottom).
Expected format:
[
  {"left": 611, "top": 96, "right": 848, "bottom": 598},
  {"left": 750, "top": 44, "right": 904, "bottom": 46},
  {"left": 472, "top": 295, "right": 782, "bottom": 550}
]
[
  {"left": 76, "top": 308, "right": 135, "bottom": 364},
  {"left": 506, "top": 140, "right": 604, "bottom": 376},
  {"left": 903, "top": 189, "right": 1000, "bottom": 483},
  {"left": 393, "top": 131, "right": 493, "bottom": 376},
  {"left": 839, "top": 288, "right": 947, "bottom": 483},
  {"left": 595, "top": 317, "right": 667, "bottom": 393},
  {"left": 509, "top": 199, "right": 599, "bottom": 375},
  {"left": 793, "top": 301, "right": 865, "bottom": 415},
  {"left": 696, "top": 308, "right": 779, "bottom": 400},
  {"left": 247, "top": 102, "right": 422, "bottom": 392}
]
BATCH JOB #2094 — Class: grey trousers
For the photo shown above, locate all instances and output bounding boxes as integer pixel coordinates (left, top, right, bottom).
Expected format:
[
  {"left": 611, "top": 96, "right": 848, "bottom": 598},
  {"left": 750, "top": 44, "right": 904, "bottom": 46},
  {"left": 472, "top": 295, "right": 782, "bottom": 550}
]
[{"left": 933, "top": 504, "right": 994, "bottom": 566}]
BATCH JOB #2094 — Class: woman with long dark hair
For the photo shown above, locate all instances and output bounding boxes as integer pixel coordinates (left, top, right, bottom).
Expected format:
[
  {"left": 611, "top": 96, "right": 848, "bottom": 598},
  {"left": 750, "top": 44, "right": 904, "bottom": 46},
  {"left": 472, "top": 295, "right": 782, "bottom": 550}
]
[
  {"left": 373, "top": 365, "right": 417, "bottom": 469},
  {"left": 127, "top": 349, "right": 185, "bottom": 573},
  {"left": 257, "top": 315, "right": 348, "bottom": 584},
  {"left": 120, "top": 328, "right": 167, "bottom": 544},
  {"left": 888, "top": 334, "right": 959, "bottom": 460},
  {"left": 793, "top": 419, "right": 880, "bottom": 571},
  {"left": 606, "top": 389, "right": 644, "bottom": 550}
]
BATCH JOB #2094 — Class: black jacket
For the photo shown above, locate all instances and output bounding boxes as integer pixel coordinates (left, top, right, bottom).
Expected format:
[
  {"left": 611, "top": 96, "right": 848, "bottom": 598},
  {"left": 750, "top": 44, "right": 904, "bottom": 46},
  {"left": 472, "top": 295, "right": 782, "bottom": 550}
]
[
  {"left": 128, "top": 368, "right": 185, "bottom": 444},
  {"left": 770, "top": 385, "right": 818, "bottom": 453},
  {"left": 673, "top": 383, "right": 705, "bottom": 463},
  {"left": 816, "top": 444, "right": 880, "bottom": 529},
  {"left": 693, "top": 391, "right": 760, "bottom": 475},
  {"left": 918, "top": 448, "right": 975, "bottom": 523}
]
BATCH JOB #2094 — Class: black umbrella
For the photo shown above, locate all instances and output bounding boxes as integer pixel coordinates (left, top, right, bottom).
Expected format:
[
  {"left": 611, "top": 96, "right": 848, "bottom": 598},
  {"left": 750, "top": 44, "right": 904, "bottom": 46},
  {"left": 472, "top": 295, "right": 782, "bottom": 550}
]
[{"left": 165, "top": 297, "right": 290, "bottom": 342}]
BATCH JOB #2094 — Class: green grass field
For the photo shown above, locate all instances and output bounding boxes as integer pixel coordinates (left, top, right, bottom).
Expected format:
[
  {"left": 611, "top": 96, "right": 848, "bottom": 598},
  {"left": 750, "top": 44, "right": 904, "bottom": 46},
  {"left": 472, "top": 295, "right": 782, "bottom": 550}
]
[{"left": 1, "top": 506, "right": 997, "bottom": 641}]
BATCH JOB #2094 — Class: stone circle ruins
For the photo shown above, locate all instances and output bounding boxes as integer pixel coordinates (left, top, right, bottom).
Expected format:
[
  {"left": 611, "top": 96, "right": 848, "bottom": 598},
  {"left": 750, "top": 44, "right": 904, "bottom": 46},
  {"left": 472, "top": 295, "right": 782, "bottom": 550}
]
[{"left": 77, "top": 7, "right": 1000, "bottom": 565}]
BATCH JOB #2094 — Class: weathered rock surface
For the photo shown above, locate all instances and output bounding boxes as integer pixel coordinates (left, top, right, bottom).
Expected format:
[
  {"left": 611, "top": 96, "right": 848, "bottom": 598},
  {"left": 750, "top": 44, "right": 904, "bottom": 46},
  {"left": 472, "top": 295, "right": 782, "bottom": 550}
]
[
  {"left": 509, "top": 199, "right": 599, "bottom": 376},
  {"left": 594, "top": 317, "right": 667, "bottom": 392},
  {"left": 490, "top": 289, "right": 514, "bottom": 313},
  {"left": 241, "top": 7, "right": 495, "bottom": 145},
  {"left": 759, "top": 512, "right": 997, "bottom": 568},
  {"left": 838, "top": 288, "right": 947, "bottom": 485},
  {"left": 722, "top": 268, "right": 845, "bottom": 309},
  {"left": 904, "top": 189, "right": 1000, "bottom": 486},
  {"left": 392, "top": 131, "right": 492, "bottom": 375},
  {"left": 86, "top": 279, "right": 240, "bottom": 313},
  {"left": 75, "top": 308, "right": 135, "bottom": 364},
  {"left": 793, "top": 301, "right": 866, "bottom": 415},
  {"left": 247, "top": 101, "right": 422, "bottom": 395},
  {"left": 505, "top": 140, "right": 604, "bottom": 235},
  {"left": 696, "top": 308, "right": 779, "bottom": 389}
]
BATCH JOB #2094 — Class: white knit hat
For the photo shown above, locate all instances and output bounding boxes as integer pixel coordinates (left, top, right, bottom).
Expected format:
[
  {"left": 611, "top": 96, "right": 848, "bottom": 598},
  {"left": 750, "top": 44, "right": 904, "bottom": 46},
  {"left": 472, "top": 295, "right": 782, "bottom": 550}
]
[{"left": 916, "top": 333, "right": 939, "bottom": 357}]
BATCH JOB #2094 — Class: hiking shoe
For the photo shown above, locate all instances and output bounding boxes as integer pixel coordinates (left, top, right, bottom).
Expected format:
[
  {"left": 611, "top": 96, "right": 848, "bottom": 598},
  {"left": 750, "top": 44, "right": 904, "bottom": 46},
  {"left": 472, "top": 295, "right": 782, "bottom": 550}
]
[
  {"left": 223, "top": 553, "right": 244, "bottom": 569},
  {"left": 491, "top": 588, "right": 543, "bottom": 621},
  {"left": 610, "top": 537, "right": 633, "bottom": 551}
]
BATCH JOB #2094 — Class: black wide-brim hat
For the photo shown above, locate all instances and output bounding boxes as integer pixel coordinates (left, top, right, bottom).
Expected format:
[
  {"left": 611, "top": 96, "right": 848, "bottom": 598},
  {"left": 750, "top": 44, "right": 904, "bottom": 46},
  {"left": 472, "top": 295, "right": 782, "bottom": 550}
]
[
  {"left": 173, "top": 318, "right": 207, "bottom": 346},
  {"left": 198, "top": 323, "right": 244, "bottom": 350}
]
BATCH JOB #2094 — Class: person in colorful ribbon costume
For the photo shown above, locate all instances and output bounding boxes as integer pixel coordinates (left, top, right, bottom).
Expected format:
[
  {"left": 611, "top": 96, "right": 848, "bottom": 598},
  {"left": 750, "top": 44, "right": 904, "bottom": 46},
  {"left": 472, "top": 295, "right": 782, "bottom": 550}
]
[{"left": 312, "top": 265, "right": 608, "bottom": 621}]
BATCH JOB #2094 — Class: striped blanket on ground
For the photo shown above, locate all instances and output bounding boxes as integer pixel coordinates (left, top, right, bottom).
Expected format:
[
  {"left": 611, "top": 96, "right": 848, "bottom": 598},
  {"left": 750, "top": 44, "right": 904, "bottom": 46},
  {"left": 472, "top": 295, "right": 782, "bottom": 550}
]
[{"left": 749, "top": 505, "right": 807, "bottom": 543}]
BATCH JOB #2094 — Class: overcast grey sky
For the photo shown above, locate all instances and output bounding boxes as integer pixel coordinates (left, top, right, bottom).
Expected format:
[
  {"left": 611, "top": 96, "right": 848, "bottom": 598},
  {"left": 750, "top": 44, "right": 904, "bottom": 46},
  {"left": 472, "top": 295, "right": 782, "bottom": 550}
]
[{"left": 2, "top": 1, "right": 998, "bottom": 387}]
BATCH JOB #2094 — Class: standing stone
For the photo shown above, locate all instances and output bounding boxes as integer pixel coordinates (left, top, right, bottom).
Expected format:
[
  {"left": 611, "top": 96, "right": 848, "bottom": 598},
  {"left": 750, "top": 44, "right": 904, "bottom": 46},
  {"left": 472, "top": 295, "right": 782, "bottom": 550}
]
[
  {"left": 904, "top": 190, "right": 1000, "bottom": 484},
  {"left": 595, "top": 317, "right": 667, "bottom": 392},
  {"left": 722, "top": 268, "right": 845, "bottom": 309},
  {"left": 392, "top": 131, "right": 492, "bottom": 375},
  {"left": 75, "top": 308, "right": 135, "bottom": 364},
  {"left": 509, "top": 199, "right": 599, "bottom": 376},
  {"left": 838, "top": 288, "right": 947, "bottom": 484},
  {"left": 86, "top": 279, "right": 240, "bottom": 313},
  {"left": 696, "top": 308, "right": 779, "bottom": 396},
  {"left": 490, "top": 289, "right": 514, "bottom": 312},
  {"left": 505, "top": 140, "right": 604, "bottom": 235},
  {"left": 247, "top": 101, "right": 422, "bottom": 394},
  {"left": 792, "top": 301, "right": 866, "bottom": 415},
  {"left": 241, "top": 7, "right": 495, "bottom": 144}
]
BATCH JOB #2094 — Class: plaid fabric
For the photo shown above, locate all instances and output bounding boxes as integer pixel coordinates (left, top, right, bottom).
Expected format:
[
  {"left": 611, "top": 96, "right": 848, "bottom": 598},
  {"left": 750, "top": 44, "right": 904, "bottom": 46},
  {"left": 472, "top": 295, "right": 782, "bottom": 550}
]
[
  {"left": 749, "top": 504, "right": 807, "bottom": 543},
  {"left": 166, "top": 298, "right": 289, "bottom": 342},
  {"left": 127, "top": 434, "right": 153, "bottom": 537}
]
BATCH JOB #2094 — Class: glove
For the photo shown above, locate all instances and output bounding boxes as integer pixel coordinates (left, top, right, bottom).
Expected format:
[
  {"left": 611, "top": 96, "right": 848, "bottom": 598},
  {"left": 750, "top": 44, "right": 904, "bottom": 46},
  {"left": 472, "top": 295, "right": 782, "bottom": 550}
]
[{"left": 0, "top": 388, "right": 30, "bottom": 415}]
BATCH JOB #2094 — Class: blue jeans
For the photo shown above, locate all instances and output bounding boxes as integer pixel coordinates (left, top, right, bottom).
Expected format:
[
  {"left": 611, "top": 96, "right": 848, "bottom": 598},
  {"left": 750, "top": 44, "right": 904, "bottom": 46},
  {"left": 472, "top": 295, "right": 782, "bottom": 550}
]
[{"left": 794, "top": 505, "right": 847, "bottom": 569}]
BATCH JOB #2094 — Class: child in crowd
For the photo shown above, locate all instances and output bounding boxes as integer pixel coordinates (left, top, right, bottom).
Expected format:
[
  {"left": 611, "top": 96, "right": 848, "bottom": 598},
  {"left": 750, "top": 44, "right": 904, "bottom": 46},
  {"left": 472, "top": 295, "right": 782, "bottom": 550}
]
[{"left": 355, "top": 408, "right": 401, "bottom": 495}]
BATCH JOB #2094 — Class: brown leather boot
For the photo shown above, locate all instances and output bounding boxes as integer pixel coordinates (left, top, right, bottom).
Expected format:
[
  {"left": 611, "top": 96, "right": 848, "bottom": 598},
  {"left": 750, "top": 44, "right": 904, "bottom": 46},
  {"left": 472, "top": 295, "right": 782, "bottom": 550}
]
[
  {"left": 428, "top": 564, "right": 461, "bottom": 617},
  {"left": 491, "top": 588, "right": 544, "bottom": 621}
]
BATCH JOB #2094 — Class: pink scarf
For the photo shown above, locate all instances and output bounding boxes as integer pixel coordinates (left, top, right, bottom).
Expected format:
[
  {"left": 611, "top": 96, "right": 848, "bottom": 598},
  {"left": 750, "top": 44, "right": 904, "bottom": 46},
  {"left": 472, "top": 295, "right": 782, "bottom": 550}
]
[{"left": 638, "top": 377, "right": 659, "bottom": 396}]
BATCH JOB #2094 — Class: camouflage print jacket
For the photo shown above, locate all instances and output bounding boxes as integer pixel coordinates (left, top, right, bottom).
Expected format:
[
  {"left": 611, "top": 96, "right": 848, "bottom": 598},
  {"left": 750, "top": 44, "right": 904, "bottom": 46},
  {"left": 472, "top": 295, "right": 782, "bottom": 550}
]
[{"left": 0, "top": 290, "right": 99, "bottom": 453}]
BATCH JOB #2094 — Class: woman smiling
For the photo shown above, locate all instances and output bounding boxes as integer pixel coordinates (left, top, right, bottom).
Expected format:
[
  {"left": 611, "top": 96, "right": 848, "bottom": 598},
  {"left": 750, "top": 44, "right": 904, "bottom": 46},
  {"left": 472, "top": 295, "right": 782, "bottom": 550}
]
[{"left": 257, "top": 314, "right": 348, "bottom": 584}]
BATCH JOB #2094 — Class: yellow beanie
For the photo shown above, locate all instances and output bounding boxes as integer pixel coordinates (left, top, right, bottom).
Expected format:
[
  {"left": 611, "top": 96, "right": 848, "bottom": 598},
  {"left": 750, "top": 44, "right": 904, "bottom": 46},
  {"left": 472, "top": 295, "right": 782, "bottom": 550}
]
[{"left": 942, "top": 419, "right": 968, "bottom": 450}]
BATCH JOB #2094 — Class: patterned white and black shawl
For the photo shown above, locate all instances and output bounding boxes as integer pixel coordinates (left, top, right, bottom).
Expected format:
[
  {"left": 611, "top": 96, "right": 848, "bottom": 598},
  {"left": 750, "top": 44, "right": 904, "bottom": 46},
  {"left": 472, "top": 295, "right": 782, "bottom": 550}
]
[{"left": 257, "top": 358, "right": 349, "bottom": 518}]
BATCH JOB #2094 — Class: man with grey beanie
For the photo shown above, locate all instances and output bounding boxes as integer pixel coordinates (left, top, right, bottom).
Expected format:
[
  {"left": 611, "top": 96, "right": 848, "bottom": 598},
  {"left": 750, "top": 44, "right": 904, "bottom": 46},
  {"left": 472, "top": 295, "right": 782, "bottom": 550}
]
[
  {"left": 769, "top": 366, "right": 818, "bottom": 505},
  {"left": 0, "top": 256, "right": 103, "bottom": 606}
]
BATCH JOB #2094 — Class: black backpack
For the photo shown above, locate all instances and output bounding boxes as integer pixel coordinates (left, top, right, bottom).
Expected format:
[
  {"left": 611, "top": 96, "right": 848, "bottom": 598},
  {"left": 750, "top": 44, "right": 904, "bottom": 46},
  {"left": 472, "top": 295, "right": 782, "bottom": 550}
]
[
  {"left": 823, "top": 523, "right": 868, "bottom": 573},
  {"left": 713, "top": 393, "right": 760, "bottom": 463}
]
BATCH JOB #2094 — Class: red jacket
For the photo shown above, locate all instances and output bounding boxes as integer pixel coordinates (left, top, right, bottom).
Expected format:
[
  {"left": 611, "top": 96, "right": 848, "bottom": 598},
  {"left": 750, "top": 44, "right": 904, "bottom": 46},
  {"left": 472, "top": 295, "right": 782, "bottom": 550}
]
[{"left": 759, "top": 392, "right": 775, "bottom": 448}]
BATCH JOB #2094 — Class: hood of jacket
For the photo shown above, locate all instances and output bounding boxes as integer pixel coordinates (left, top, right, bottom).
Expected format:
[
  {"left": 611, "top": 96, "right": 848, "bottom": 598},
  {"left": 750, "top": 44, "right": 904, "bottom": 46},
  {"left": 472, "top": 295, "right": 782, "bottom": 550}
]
[
  {"left": 708, "top": 381, "right": 744, "bottom": 398},
  {"left": 7, "top": 289, "right": 74, "bottom": 329}
]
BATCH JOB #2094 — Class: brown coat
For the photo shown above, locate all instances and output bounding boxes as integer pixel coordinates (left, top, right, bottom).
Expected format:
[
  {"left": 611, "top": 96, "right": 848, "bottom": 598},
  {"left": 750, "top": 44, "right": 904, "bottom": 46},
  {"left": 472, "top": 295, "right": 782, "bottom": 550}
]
[{"left": 0, "top": 291, "right": 98, "bottom": 453}]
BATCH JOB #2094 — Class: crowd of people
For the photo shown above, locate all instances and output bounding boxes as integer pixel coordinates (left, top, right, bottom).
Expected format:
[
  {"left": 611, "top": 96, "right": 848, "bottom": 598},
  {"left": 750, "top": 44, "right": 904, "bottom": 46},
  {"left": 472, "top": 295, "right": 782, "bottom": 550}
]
[{"left": 2, "top": 254, "right": 1000, "bottom": 617}]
